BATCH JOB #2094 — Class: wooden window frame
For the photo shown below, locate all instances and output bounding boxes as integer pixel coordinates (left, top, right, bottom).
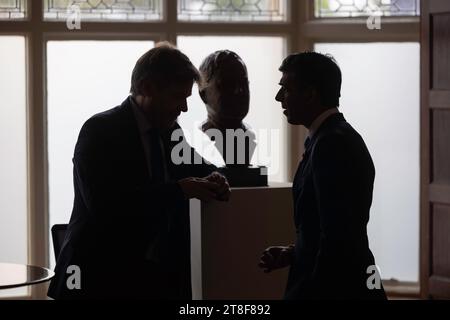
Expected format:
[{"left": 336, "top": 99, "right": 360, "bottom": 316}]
[{"left": 0, "top": 0, "right": 419, "bottom": 299}]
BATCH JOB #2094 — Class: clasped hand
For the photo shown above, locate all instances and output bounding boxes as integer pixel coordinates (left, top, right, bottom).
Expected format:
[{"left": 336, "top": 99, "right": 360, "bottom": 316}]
[
  {"left": 178, "top": 171, "right": 231, "bottom": 202},
  {"left": 258, "top": 245, "right": 294, "bottom": 273}
]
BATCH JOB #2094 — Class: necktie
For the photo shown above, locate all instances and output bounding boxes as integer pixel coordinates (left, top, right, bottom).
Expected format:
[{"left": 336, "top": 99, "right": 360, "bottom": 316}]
[{"left": 148, "top": 129, "right": 165, "bottom": 183}]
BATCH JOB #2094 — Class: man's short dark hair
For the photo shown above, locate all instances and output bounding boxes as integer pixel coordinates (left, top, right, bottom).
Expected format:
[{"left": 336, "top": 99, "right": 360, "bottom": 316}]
[
  {"left": 199, "top": 50, "right": 247, "bottom": 86},
  {"left": 130, "top": 41, "right": 200, "bottom": 95},
  {"left": 279, "top": 52, "right": 342, "bottom": 107}
]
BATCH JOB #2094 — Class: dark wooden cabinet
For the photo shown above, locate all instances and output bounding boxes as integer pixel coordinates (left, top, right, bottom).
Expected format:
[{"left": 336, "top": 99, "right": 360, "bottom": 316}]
[{"left": 421, "top": 0, "right": 450, "bottom": 300}]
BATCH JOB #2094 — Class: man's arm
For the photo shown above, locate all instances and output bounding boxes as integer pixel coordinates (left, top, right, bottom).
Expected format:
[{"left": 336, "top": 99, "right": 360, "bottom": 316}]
[
  {"left": 168, "top": 123, "right": 218, "bottom": 178},
  {"left": 166, "top": 123, "right": 230, "bottom": 200},
  {"left": 74, "top": 118, "right": 220, "bottom": 219},
  {"left": 310, "top": 134, "right": 370, "bottom": 291}
]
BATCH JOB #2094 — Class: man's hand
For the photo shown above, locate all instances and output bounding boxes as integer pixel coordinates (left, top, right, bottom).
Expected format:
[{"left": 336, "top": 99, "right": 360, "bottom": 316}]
[
  {"left": 177, "top": 177, "right": 221, "bottom": 202},
  {"left": 258, "top": 245, "right": 294, "bottom": 273},
  {"left": 204, "top": 171, "right": 231, "bottom": 201},
  {"left": 178, "top": 172, "right": 230, "bottom": 202}
]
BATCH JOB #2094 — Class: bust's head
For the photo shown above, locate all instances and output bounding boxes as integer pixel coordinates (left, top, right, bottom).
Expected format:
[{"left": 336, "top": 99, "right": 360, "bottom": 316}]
[{"left": 199, "top": 50, "right": 250, "bottom": 130}]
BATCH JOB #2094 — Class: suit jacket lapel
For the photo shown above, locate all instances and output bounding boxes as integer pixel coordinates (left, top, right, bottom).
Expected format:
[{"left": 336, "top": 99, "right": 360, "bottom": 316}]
[{"left": 293, "top": 113, "right": 345, "bottom": 197}]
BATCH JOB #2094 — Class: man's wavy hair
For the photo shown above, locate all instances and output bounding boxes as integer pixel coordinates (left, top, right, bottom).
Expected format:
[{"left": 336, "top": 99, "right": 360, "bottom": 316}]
[
  {"left": 130, "top": 41, "right": 200, "bottom": 95},
  {"left": 198, "top": 50, "right": 247, "bottom": 89}
]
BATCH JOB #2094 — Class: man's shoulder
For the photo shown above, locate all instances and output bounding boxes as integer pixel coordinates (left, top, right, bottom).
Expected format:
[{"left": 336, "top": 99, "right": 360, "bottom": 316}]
[
  {"left": 312, "top": 119, "right": 363, "bottom": 153},
  {"left": 81, "top": 99, "right": 131, "bottom": 131},
  {"left": 86, "top": 105, "right": 124, "bottom": 126},
  {"left": 312, "top": 117, "right": 373, "bottom": 169},
  {"left": 318, "top": 115, "right": 362, "bottom": 142},
  {"left": 75, "top": 99, "right": 134, "bottom": 148}
]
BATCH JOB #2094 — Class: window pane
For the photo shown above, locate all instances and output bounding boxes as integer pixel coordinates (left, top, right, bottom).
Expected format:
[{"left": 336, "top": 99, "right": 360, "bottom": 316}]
[
  {"left": 178, "top": 0, "right": 288, "bottom": 22},
  {"left": 315, "top": 0, "right": 420, "bottom": 18},
  {"left": 47, "top": 41, "right": 154, "bottom": 268},
  {"left": 44, "top": 0, "right": 163, "bottom": 21},
  {"left": 177, "top": 36, "right": 287, "bottom": 182},
  {"left": 314, "top": 43, "right": 420, "bottom": 282},
  {"left": 0, "top": 0, "right": 26, "bottom": 19},
  {"left": 0, "top": 36, "right": 28, "bottom": 297}
]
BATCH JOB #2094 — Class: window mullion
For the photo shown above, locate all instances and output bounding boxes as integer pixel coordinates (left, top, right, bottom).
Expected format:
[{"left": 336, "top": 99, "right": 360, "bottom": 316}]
[
  {"left": 27, "top": 27, "right": 48, "bottom": 300},
  {"left": 304, "top": 19, "right": 420, "bottom": 42},
  {"left": 166, "top": 0, "right": 177, "bottom": 44}
]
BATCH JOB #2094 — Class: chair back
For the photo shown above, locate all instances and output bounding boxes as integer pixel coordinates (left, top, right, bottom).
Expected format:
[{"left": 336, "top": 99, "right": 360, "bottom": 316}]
[{"left": 51, "top": 224, "right": 68, "bottom": 261}]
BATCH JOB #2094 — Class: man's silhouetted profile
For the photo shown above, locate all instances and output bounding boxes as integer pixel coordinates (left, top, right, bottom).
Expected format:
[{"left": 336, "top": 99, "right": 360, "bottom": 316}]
[
  {"left": 259, "top": 52, "right": 386, "bottom": 300},
  {"left": 48, "top": 42, "right": 230, "bottom": 299}
]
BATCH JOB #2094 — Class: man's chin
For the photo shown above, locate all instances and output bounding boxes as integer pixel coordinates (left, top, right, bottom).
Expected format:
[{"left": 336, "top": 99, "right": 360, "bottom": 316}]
[
  {"left": 286, "top": 116, "right": 301, "bottom": 126},
  {"left": 168, "top": 119, "right": 178, "bottom": 129},
  {"left": 166, "top": 117, "right": 177, "bottom": 126},
  {"left": 157, "top": 120, "right": 177, "bottom": 131}
]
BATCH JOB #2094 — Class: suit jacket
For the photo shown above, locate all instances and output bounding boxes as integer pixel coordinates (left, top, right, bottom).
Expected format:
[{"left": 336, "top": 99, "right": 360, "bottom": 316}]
[
  {"left": 284, "top": 113, "right": 387, "bottom": 300},
  {"left": 48, "top": 97, "right": 215, "bottom": 299}
]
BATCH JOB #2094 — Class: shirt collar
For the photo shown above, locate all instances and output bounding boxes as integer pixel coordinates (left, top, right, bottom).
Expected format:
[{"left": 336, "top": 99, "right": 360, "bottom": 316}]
[
  {"left": 130, "top": 96, "right": 152, "bottom": 134},
  {"left": 308, "top": 107, "right": 339, "bottom": 138}
]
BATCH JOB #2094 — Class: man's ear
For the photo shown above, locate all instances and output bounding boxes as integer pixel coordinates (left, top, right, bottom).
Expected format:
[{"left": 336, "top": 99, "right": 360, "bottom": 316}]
[
  {"left": 140, "top": 81, "right": 155, "bottom": 98},
  {"left": 304, "top": 86, "right": 318, "bottom": 104},
  {"left": 199, "top": 89, "right": 208, "bottom": 104},
  {"left": 310, "top": 88, "right": 321, "bottom": 104}
]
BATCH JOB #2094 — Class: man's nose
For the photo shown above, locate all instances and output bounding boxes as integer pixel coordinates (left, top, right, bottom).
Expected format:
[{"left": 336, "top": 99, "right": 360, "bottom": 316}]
[
  {"left": 233, "top": 84, "right": 247, "bottom": 95},
  {"left": 180, "top": 101, "right": 188, "bottom": 112},
  {"left": 275, "top": 89, "right": 282, "bottom": 102}
]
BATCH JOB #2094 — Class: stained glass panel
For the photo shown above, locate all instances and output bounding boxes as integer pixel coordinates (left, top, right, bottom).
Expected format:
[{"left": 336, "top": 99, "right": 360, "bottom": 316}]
[
  {"left": 178, "top": 0, "right": 288, "bottom": 22},
  {"left": 0, "top": 0, "right": 26, "bottom": 19},
  {"left": 315, "top": 0, "right": 420, "bottom": 18},
  {"left": 44, "top": 0, "right": 163, "bottom": 21}
]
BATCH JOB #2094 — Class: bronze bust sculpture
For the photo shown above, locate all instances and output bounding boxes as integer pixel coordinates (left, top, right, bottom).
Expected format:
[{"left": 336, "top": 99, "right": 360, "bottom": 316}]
[{"left": 199, "top": 50, "right": 267, "bottom": 187}]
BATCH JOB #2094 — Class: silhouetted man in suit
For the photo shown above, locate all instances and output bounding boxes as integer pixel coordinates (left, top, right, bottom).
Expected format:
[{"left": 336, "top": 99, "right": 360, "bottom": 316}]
[
  {"left": 48, "top": 42, "right": 230, "bottom": 299},
  {"left": 259, "top": 52, "right": 386, "bottom": 300}
]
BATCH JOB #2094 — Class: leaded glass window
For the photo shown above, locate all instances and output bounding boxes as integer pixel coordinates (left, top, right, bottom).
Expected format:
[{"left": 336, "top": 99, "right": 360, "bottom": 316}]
[
  {"left": 0, "top": 0, "right": 26, "bottom": 19},
  {"left": 44, "top": 0, "right": 163, "bottom": 21},
  {"left": 178, "top": 0, "right": 288, "bottom": 22},
  {"left": 315, "top": 0, "right": 420, "bottom": 18}
]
